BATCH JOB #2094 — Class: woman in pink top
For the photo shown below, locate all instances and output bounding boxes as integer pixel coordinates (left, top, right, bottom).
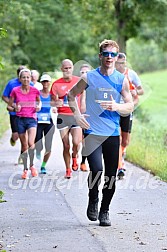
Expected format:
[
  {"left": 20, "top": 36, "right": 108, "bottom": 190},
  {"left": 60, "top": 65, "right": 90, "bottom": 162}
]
[{"left": 7, "top": 69, "right": 41, "bottom": 179}]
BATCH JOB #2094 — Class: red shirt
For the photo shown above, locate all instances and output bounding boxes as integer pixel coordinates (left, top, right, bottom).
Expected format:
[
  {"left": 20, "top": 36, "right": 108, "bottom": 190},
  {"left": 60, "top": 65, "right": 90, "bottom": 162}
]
[{"left": 50, "top": 76, "right": 80, "bottom": 115}]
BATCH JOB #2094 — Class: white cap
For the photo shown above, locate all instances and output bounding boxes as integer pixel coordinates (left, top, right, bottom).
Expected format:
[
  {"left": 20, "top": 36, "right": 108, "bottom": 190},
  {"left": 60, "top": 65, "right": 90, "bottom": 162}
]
[{"left": 40, "top": 74, "right": 51, "bottom": 82}]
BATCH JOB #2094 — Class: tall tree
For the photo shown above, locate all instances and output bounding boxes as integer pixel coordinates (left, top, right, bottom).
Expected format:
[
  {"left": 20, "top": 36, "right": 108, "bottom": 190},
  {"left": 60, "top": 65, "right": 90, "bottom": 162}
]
[
  {"left": 76, "top": 0, "right": 167, "bottom": 52},
  {"left": 114, "top": 0, "right": 142, "bottom": 52},
  {"left": 0, "top": 0, "right": 167, "bottom": 80}
]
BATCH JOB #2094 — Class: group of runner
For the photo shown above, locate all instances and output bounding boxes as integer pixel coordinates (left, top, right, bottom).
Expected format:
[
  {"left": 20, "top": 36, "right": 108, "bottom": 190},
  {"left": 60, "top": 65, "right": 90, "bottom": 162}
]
[{"left": 2, "top": 38, "right": 143, "bottom": 226}]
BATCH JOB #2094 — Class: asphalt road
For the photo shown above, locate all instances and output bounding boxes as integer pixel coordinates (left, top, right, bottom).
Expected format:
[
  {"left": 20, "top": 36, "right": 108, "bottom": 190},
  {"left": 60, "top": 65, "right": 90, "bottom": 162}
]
[{"left": 0, "top": 128, "right": 167, "bottom": 252}]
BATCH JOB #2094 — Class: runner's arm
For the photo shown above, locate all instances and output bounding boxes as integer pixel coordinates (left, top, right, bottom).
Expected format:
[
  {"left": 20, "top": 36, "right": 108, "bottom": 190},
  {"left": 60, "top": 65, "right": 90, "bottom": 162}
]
[
  {"left": 68, "top": 75, "right": 90, "bottom": 129},
  {"left": 7, "top": 96, "right": 16, "bottom": 112}
]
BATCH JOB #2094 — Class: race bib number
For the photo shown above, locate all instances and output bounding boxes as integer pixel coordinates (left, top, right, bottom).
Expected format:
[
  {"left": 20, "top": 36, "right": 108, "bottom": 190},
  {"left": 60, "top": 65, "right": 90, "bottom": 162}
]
[
  {"left": 37, "top": 113, "right": 51, "bottom": 124},
  {"left": 95, "top": 87, "right": 114, "bottom": 103}
]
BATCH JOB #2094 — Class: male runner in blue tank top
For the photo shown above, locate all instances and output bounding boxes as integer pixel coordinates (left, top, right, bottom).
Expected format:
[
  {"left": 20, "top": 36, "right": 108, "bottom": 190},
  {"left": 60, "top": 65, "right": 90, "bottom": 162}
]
[{"left": 68, "top": 39, "right": 134, "bottom": 226}]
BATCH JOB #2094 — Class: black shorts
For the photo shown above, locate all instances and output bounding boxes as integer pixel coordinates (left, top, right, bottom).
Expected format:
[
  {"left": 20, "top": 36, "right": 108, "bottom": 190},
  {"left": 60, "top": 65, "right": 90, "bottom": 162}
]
[
  {"left": 16, "top": 117, "right": 37, "bottom": 134},
  {"left": 57, "top": 114, "right": 80, "bottom": 130},
  {"left": 9, "top": 114, "right": 18, "bottom": 133},
  {"left": 120, "top": 113, "right": 133, "bottom": 133}
]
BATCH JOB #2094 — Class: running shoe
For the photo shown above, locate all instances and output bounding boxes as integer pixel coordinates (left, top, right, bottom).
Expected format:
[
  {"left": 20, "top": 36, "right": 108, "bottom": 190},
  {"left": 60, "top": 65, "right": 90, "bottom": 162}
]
[
  {"left": 30, "top": 166, "right": 38, "bottom": 177},
  {"left": 87, "top": 199, "right": 98, "bottom": 221},
  {"left": 72, "top": 157, "right": 78, "bottom": 171},
  {"left": 80, "top": 163, "right": 88, "bottom": 172},
  {"left": 65, "top": 168, "right": 72, "bottom": 179},
  {"left": 117, "top": 168, "right": 125, "bottom": 179},
  {"left": 41, "top": 167, "right": 47, "bottom": 174},
  {"left": 10, "top": 137, "right": 16, "bottom": 146},
  {"left": 21, "top": 169, "right": 29, "bottom": 179},
  {"left": 98, "top": 210, "right": 111, "bottom": 226}
]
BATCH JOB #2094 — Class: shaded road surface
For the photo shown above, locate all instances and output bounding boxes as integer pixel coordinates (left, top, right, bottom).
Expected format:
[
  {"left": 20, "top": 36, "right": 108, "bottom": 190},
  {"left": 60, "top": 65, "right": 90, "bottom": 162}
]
[{"left": 0, "top": 129, "right": 167, "bottom": 252}]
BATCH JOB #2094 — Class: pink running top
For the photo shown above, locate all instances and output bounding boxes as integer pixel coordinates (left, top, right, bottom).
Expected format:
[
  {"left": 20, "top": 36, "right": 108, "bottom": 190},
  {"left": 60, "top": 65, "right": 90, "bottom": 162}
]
[{"left": 10, "top": 86, "right": 40, "bottom": 119}]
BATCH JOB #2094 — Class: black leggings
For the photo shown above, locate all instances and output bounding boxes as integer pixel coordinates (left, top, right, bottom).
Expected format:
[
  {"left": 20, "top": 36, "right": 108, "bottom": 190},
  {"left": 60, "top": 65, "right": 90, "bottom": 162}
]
[
  {"left": 35, "top": 122, "right": 55, "bottom": 153},
  {"left": 84, "top": 134, "right": 120, "bottom": 211}
]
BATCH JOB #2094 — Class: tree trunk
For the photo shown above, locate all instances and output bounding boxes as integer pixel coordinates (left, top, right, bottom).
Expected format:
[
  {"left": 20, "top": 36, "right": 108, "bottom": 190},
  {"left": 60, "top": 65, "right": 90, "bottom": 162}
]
[{"left": 114, "top": 0, "right": 127, "bottom": 53}]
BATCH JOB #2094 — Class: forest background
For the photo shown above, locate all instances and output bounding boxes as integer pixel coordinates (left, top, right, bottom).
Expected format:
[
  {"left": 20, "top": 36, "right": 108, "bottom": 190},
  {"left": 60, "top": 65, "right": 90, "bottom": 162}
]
[{"left": 0, "top": 0, "right": 167, "bottom": 180}]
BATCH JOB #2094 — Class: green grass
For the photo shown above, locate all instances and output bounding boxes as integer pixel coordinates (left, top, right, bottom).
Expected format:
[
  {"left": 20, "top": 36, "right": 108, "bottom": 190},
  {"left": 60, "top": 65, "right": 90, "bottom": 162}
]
[
  {"left": 138, "top": 69, "right": 167, "bottom": 127},
  {"left": 127, "top": 120, "right": 167, "bottom": 181},
  {"left": 0, "top": 101, "right": 9, "bottom": 139},
  {"left": 127, "top": 69, "right": 167, "bottom": 181}
]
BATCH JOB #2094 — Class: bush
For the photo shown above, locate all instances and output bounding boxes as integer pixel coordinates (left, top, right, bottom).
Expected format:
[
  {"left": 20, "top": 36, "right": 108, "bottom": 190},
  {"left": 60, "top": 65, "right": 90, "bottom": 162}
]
[{"left": 126, "top": 38, "right": 167, "bottom": 73}]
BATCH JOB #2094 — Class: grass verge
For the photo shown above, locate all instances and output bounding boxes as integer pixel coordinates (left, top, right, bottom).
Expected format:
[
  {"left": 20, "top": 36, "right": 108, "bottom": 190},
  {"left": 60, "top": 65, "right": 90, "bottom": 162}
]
[{"left": 0, "top": 101, "right": 9, "bottom": 139}]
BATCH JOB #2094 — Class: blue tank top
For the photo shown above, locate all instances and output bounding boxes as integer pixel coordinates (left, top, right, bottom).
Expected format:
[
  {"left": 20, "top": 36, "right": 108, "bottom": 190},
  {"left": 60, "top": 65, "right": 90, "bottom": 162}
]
[
  {"left": 37, "top": 94, "right": 51, "bottom": 124},
  {"left": 85, "top": 68, "right": 124, "bottom": 136}
]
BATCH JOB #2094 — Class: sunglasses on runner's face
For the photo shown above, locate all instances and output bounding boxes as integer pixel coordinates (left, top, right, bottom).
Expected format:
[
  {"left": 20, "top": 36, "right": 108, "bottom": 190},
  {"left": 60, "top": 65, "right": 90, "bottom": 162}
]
[{"left": 101, "top": 51, "right": 118, "bottom": 58}]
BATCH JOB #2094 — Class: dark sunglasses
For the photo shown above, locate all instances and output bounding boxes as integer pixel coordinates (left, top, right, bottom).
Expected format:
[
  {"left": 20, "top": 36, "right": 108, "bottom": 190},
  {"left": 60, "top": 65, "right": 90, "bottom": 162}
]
[{"left": 101, "top": 51, "right": 118, "bottom": 58}]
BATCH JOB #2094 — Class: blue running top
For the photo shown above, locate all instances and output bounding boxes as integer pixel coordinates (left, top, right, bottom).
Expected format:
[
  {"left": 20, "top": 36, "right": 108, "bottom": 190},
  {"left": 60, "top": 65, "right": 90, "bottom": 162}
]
[{"left": 84, "top": 68, "right": 124, "bottom": 136}]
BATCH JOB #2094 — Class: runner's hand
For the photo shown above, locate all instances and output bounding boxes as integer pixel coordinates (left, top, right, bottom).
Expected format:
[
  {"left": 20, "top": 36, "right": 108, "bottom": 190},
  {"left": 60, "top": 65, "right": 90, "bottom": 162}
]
[
  {"left": 52, "top": 107, "right": 57, "bottom": 113},
  {"left": 54, "top": 94, "right": 63, "bottom": 107},
  {"left": 74, "top": 114, "right": 90, "bottom": 129},
  {"left": 15, "top": 104, "right": 21, "bottom": 112},
  {"left": 130, "top": 89, "right": 137, "bottom": 97},
  {"left": 36, "top": 104, "right": 41, "bottom": 112},
  {"left": 100, "top": 95, "right": 118, "bottom": 111}
]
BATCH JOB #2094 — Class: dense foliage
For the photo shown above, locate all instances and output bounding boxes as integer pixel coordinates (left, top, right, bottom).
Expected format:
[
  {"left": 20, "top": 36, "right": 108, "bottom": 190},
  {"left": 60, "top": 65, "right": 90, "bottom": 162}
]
[
  {"left": 0, "top": 0, "right": 167, "bottom": 181},
  {"left": 0, "top": 0, "right": 167, "bottom": 93}
]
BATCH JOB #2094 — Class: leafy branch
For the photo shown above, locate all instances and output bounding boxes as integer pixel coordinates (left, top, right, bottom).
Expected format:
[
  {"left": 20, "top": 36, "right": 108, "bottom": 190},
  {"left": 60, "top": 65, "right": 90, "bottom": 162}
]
[{"left": 0, "top": 28, "right": 7, "bottom": 38}]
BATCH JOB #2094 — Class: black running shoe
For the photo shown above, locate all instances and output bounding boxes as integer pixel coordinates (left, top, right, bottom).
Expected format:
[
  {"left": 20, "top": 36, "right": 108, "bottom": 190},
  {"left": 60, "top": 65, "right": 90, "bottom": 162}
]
[
  {"left": 87, "top": 200, "right": 98, "bottom": 221},
  {"left": 117, "top": 168, "right": 125, "bottom": 179},
  {"left": 98, "top": 210, "right": 111, "bottom": 226}
]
